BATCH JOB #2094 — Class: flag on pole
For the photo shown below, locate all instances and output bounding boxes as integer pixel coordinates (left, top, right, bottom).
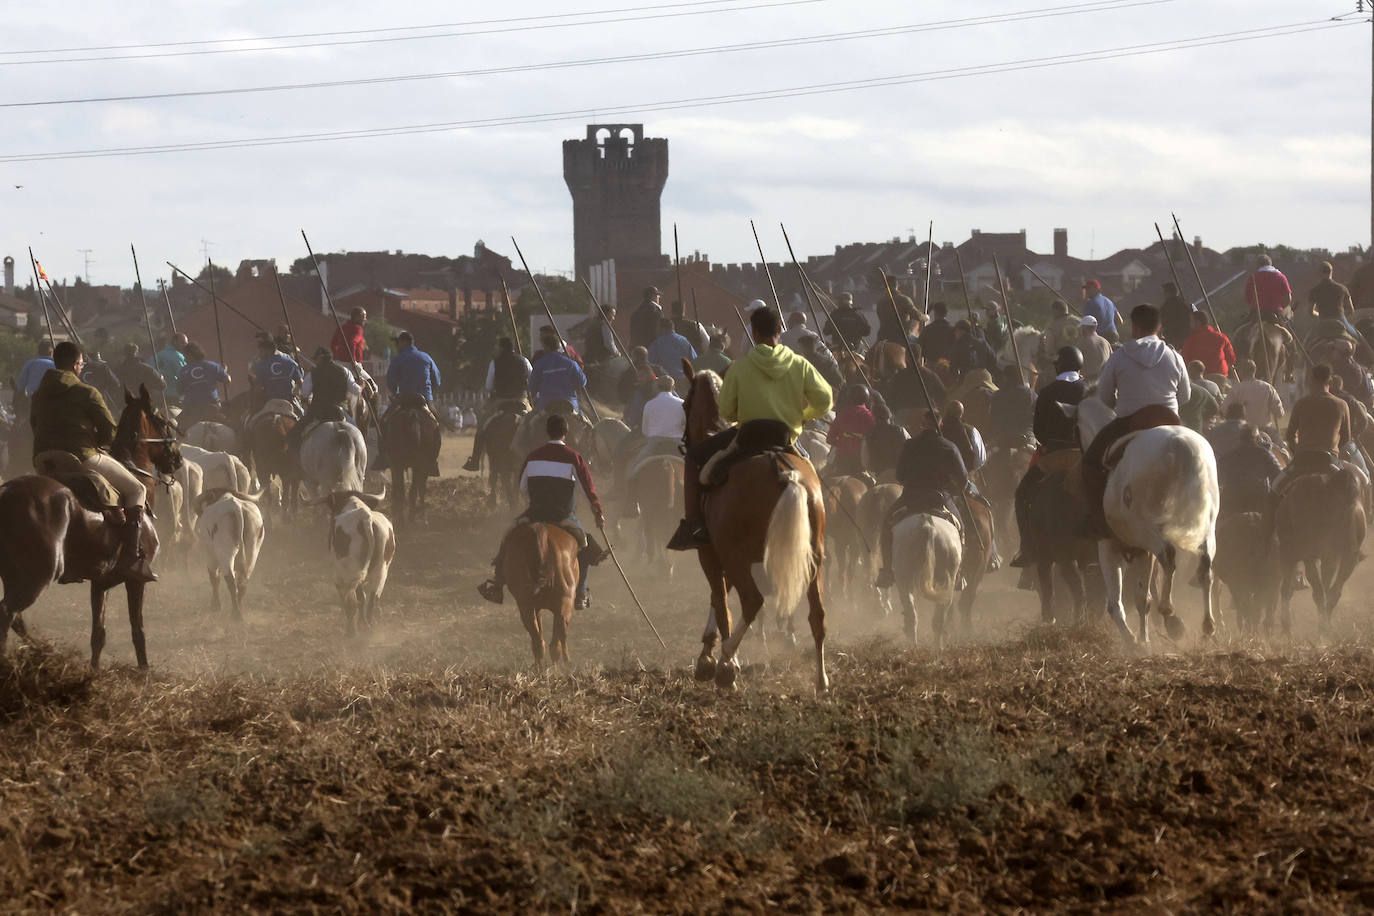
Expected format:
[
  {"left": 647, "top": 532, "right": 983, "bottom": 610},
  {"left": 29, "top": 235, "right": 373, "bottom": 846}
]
[{"left": 35, "top": 261, "right": 48, "bottom": 282}]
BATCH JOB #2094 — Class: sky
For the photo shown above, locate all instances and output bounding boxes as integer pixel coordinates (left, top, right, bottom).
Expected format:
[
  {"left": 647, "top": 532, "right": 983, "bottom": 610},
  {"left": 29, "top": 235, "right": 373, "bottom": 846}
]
[{"left": 0, "top": 0, "right": 1368, "bottom": 290}]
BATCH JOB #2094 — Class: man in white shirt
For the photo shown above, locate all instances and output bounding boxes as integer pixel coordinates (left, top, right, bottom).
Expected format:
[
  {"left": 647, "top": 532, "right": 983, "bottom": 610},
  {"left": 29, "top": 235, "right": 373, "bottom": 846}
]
[
  {"left": 619, "top": 375, "right": 686, "bottom": 518},
  {"left": 1221, "top": 358, "right": 1284, "bottom": 434}
]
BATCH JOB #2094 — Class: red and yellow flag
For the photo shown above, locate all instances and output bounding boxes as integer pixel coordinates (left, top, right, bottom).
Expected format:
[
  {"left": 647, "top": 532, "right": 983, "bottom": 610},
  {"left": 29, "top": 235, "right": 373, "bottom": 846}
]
[{"left": 35, "top": 261, "right": 48, "bottom": 282}]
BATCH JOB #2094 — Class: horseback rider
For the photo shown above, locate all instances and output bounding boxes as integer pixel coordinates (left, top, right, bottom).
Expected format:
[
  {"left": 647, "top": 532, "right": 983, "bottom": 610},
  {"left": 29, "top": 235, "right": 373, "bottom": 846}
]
[
  {"left": 919, "top": 302, "right": 956, "bottom": 366},
  {"left": 176, "top": 342, "right": 232, "bottom": 428},
  {"left": 1309, "top": 260, "right": 1363, "bottom": 343},
  {"left": 1273, "top": 363, "right": 1351, "bottom": 498},
  {"left": 873, "top": 409, "right": 969, "bottom": 589},
  {"left": 825, "top": 384, "right": 876, "bottom": 479},
  {"left": 1245, "top": 254, "right": 1293, "bottom": 326},
  {"left": 80, "top": 330, "right": 125, "bottom": 411},
  {"left": 823, "top": 292, "right": 873, "bottom": 352},
  {"left": 667, "top": 306, "right": 834, "bottom": 551},
  {"left": 986, "top": 362, "right": 1036, "bottom": 454},
  {"left": 1009, "top": 346, "right": 1088, "bottom": 568},
  {"left": 154, "top": 333, "right": 188, "bottom": 405},
  {"left": 287, "top": 347, "right": 358, "bottom": 455},
  {"left": 693, "top": 332, "right": 733, "bottom": 377},
  {"left": 1082, "top": 304, "right": 1190, "bottom": 537},
  {"left": 670, "top": 300, "right": 710, "bottom": 356},
  {"left": 115, "top": 343, "right": 166, "bottom": 401},
  {"left": 478, "top": 413, "right": 609, "bottom": 610},
  {"left": 1042, "top": 300, "right": 1079, "bottom": 355},
  {"left": 17, "top": 340, "right": 55, "bottom": 398},
  {"left": 1180, "top": 311, "right": 1236, "bottom": 381},
  {"left": 862, "top": 401, "right": 907, "bottom": 479},
  {"left": 30, "top": 341, "right": 156, "bottom": 582},
  {"left": 619, "top": 374, "right": 685, "bottom": 519},
  {"left": 464, "top": 337, "right": 532, "bottom": 473},
  {"left": 529, "top": 327, "right": 589, "bottom": 417},
  {"left": 1159, "top": 281, "right": 1195, "bottom": 348},
  {"left": 629, "top": 286, "right": 664, "bottom": 351},
  {"left": 1220, "top": 358, "right": 1284, "bottom": 438},
  {"left": 647, "top": 316, "right": 698, "bottom": 389},
  {"left": 379, "top": 330, "right": 442, "bottom": 477},
  {"left": 1216, "top": 421, "right": 1284, "bottom": 515},
  {"left": 332, "top": 306, "right": 369, "bottom": 365},
  {"left": 247, "top": 332, "right": 303, "bottom": 419},
  {"left": 582, "top": 305, "right": 620, "bottom": 365}
]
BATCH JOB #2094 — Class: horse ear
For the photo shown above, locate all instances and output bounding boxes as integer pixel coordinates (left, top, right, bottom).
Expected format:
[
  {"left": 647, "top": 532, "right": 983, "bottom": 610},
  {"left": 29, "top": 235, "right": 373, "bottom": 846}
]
[
  {"left": 124, "top": 387, "right": 136, "bottom": 406},
  {"left": 682, "top": 359, "right": 695, "bottom": 383},
  {"left": 139, "top": 383, "right": 151, "bottom": 404}
]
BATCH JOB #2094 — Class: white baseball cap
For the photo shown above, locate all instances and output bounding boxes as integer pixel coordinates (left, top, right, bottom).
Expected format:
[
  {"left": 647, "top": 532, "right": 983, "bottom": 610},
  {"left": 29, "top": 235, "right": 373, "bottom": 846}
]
[
  {"left": 1079, "top": 315, "right": 1098, "bottom": 328},
  {"left": 746, "top": 299, "right": 768, "bottom": 313}
]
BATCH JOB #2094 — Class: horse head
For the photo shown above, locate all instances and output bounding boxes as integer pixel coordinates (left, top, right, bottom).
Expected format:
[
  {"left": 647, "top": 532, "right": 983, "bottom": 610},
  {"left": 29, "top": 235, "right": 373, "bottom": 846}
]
[
  {"left": 116, "top": 383, "right": 183, "bottom": 477},
  {"left": 1075, "top": 397, "right": 1114, "bottom": 449},
  {"left": 681, "top": 360, "right": 725, "bottom": 449}
]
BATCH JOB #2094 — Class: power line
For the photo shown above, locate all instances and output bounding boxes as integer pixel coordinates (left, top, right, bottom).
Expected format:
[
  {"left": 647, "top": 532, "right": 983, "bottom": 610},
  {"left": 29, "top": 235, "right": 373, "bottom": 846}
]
[
  {"left": 0, "top": 0, "right": 1173, "bottom": 108},
  {"left": 0, "top": 18, "right": 1359, "bottom": 164},
  {"left": 0, "top": 0, "right": 830, "bottom": 65}
]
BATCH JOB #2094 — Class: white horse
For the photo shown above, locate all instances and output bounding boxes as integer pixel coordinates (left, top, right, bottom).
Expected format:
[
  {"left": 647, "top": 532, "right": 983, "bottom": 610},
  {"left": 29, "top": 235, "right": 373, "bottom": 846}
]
[
  {"left": 997, "top": 325, "right": 1044, "bottom": 376},
  {"left": 1078, "top": 398, "right": 1219, "bottom": 644},
  {"left": 301, "top": 421, "right": 368, "bottom": 498},
  {"left": 890, "top": 512, "right": 962, "bottom": 647}
]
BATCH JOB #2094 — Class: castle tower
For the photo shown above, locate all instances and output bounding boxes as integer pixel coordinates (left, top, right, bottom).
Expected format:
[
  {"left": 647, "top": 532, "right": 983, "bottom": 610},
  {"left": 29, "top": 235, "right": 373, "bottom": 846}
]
[{"left": 563, "top": 124, "right": 669, "bottom": 282}]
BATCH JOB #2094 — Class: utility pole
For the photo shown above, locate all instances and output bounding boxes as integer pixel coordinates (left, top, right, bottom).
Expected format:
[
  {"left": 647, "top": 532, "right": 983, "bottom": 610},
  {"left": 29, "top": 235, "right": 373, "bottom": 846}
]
[
  {"left": 200, "top": 238, "right": 214, "bottom": 263},
  {"left": 77, "top": 249, "right": 93, "bottom": 284}
]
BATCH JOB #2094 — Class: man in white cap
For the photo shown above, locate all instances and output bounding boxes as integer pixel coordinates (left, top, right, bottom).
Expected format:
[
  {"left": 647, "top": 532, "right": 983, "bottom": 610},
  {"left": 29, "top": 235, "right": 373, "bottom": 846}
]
[{"left": 1077, "top": 315, "right": 1112, "bottom": 383}]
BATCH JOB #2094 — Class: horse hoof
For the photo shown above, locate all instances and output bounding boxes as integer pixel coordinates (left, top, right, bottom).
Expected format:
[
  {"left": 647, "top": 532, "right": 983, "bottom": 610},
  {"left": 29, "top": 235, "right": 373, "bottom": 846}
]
[
  {"left": 694, "top": 657, "right": 716, "bottom": 682},
  {"left": 714, "top": 661, "right": 738, "bottom": 689},
  {"left": 1164, "top": 615, "right": 1187, "bottom": 640}
]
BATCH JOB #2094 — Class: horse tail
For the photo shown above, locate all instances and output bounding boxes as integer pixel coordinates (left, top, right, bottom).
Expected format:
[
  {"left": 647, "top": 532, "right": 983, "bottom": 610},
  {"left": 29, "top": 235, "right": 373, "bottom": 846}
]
[
  {"left": 1160, "top": 431, "right": 1217, "bottom": 556},
  {"left": 763, "top": 471, "right": 816, "bottom": 615}
]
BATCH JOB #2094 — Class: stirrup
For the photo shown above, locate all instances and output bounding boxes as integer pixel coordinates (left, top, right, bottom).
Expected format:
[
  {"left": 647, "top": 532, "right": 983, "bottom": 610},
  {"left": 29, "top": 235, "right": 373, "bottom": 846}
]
[
  {"left": 1009, "top": 552, "right": 1033, "bottom": 569},
  {"left": 462, "top": 456, "right": 481, "bottom": 472}
]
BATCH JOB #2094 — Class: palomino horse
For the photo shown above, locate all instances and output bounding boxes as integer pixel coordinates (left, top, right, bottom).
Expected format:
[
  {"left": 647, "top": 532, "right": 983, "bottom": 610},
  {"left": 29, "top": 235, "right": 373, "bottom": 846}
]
[
  {"left": 1078, "top": 398, "right": 1219, "bottom": 644},
  {"left": 380, "top": 402, "right": 440, "bottom": 525},
  {"left": 500, "top": 521, "right": 580, "bottom": 667},
  {"left": 246, "top": 408, "right": 299, "bottom": 516},
  {"left": 682, "top": 363, "right": 829, "bottom": 692},
  {"left": 1233, "top": 321, "right": 1293, "bottom": 386},
  {"left": 0, "top": 386, "right": 181, "bottom": 668},
  {"left": 1274, "top": 469, "right": 1367, "bottom": 634},
  {"left": 891, "top": 511, "right": 962, "bottom": 646}
]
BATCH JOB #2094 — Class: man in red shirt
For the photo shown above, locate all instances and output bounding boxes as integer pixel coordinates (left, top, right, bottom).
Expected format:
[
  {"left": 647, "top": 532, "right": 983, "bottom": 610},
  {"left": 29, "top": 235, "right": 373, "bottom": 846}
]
[
  {"left": 331, "top": 307, "right": 369, "bottom": 364},
  {"left": 825, "top": 384, "right": 876, "bottom": 478},
  {"left": 1180, "top": 311, "right": 1236, "bottom": 379},
  {"left": 1244, "top": 254, "right": 1293, "bottom": 320}
]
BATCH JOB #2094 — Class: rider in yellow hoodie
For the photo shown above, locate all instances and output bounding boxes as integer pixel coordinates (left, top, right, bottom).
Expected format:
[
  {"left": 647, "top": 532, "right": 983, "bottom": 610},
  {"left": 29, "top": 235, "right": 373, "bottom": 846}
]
[{"left": 667, "top": 307, "right": 833, "bottom": 550}]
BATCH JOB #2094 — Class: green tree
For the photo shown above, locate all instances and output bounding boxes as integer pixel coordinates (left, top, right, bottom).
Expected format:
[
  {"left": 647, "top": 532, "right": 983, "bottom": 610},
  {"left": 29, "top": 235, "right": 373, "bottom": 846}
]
[
  {"left": 197, "top": 262, "right": 233, "bottom": 287},
  {"left": 0, "top": 327, "right": 39, "bottom": 387},
  {"left": 517, "top": 276, "right": 585, "bottom": 318},
  {"left": 363, "top": 317, "right": 399, "bottom": 361}
]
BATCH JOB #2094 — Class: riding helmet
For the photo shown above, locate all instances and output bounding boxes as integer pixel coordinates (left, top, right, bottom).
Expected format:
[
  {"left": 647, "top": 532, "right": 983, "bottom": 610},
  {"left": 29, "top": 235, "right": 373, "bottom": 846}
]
[{"left": 1054, "top": 346, "right": 1084, "bottom": 373}]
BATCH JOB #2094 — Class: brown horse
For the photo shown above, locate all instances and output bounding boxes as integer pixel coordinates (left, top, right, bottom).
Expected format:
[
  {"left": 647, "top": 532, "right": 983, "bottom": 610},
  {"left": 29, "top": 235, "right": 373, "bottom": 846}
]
[
  {"left": 1275, "top": 469, "right": 1367, "bottom": 634},
  {"left": 628, "top": 455, "right": 684, "bottom": 574},
  {"left": 500, "top": 521, "right": 579, "bottom": 666},
  {"left": 0, "top": 386, "right": 181, "bottom": 668},
  {"left": 822, "top": 475, "right": 870, "bottom": 603},
  {"left": 246, "top": 411, "right": 299, "bottom": 516},
  {"left": 682, "top": 363, "right": 829, "bottom": 692},
  {"left": 380, "top": 402, "right": 440, "bottom": 525},
  {"left": 983, "top": 438, "right": 1034, "bottom": 544},
  {"left": 483, "top": 411, "right": 523, "bottom": 508},
  {"left": 1234, "top": 321, "right": 1294, "bottom": 385}
]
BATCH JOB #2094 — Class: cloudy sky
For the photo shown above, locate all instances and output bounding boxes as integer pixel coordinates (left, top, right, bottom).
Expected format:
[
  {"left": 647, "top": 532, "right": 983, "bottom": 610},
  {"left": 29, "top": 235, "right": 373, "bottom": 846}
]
[{"left": 1, "top": 0, "right": 1366, "bottom": 289}]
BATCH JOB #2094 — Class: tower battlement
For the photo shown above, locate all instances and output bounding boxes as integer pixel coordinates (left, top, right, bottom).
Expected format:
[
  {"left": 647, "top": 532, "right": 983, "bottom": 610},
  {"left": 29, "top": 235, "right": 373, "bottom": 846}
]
[{"left": 564, "top": 124, "right": 669, "bottom": 282}]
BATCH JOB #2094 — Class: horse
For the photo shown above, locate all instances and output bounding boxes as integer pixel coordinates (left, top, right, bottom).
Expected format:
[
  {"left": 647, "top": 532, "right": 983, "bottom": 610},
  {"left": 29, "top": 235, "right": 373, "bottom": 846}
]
[
  {"left": 628, "top": 454, "right": 684, "bottom": 574},
  {"left": 301, "top": 421, "right": 368, "bottom": 499},
  {"left": 682, "top": 362, "right": 829, "bottom": 693},
  {"left": 890, "top": 512, "right": 962, "bottom": 646},
  {"left": 1274, "top": 469, "right": 1367, "bottom": 634},
  {"left": 483, "top": 411, "right": 523, "bottom": 508},
  {"left": 1213, "top": 511, "right": 1279, "bottom": 633},
  {"left": 857, "top": 483, "right": 901, "bottom": 617},
  {"left": 500, "top": 521, "right": 580, "bottom": 667},
  {"left": 186, "top": 420, "right": 238, "bottom": 454},
  {"left": 245, "top": 408, "right": 299, "bottom": 517},
  {"left": 997, "top": 325, "right": 1044, "bottom": 379},
  {"left": 983, "top": 438, "right": 1035, "bottom": 543},
  {"left": 1078, "top": 398, "right": 1219, "bottom": 645},
  {"left": 379, "top": 401, "right": 439, "bottom": 525},
  {"left": 1023, "top": 455, "right": 1099, "bottom": 626},
  {"left": 0, "top": 386, "right": 181, "bottom": 668},
  {"left": 954, "top": 494, "right": 996, "bottom": 633},
  {"left": 821, "top": 475, "right": 869, "bottom": 603},
  {"left": 1233, "top": 321, "right": 1293, "bottom": 386}
]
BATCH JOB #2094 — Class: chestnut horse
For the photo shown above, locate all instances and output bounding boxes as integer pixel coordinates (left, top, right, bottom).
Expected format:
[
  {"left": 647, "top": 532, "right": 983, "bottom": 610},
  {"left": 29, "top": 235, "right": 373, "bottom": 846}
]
[
  {"left": 682, "top": 363, "right": 830, "bottom": 692},
  {"left": 0, "top": 385, "right": 181, "bottom": 668},
  {"left": 500, "top": 521, "right": 580, "bottom": 666}
]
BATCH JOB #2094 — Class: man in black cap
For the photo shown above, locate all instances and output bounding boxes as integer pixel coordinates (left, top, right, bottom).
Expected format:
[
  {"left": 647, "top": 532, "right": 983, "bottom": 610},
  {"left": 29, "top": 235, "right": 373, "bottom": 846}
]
[{"left": 630, "top": 286, "right": 663, "bottom": 350}]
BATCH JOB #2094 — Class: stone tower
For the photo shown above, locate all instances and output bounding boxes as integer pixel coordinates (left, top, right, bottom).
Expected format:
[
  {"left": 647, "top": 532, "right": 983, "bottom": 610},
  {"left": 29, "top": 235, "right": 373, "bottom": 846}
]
[{"left": 563, "top": 124, "right": 669, "bottom": 282}]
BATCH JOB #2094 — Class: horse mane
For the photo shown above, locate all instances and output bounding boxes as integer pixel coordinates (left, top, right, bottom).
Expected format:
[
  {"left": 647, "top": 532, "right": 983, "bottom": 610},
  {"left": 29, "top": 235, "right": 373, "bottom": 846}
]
[{"left": 111, "top": 396, "right": 144, "bottom": 462}]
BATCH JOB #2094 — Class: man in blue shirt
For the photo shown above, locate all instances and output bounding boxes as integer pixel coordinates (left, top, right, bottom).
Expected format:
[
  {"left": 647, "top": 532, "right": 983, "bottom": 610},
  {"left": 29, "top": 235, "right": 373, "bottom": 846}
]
[
  {"left": 646, "top": 317, "right": 697, "bottom": 387},
  {"left": 1080, "top": 279, "right": 1122, "bottom": 344},
  {"left": 177, "top": 342, "right": 232, "bottom": 427},
  {"left": 16, "top": 340, "right": 55, "bottom": 397},
  {"left": 529, "top": 327, "right": 588, "bottom": 414},
  {"left": 248, "top": 333, "right": 304, "bottom": 417},
  {"left": 154, "top": 333, "right": 188, "bottom": 404},
  {"left": 381, "top": 330, "right": 443, "bottom": 475}
]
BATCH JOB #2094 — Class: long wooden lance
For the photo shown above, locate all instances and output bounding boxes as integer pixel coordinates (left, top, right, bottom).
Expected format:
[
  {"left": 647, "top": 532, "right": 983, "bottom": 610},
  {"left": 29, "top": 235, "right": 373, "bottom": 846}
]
[
  {"left": 922, "top": 220, "right": 935, "bottom": 316},
  {"left": 750, "top": 219, "right": 785, "bottom": 329},
  {"left": 581, "top": 277, "right": 632, "bottom": 359},
  {"left": 26, "top": 247, "right": 55, "bottom": 349},
  {"left": 993, "top": 256, "right": 1026, "bottom": 388},
  {"left": 269, "top": 264, "right": 312, "bottom": 371},
  {"left": 1024, "top": 264, "right": 1082, "bottom": 318},
  {"left": 1171, "top": 214, "right": 1240, "bottom": 381},
  {"left": 509, "top": 237, "right": 601, "bottom": 424},
  {"left": 777, "top": 224, "right": 826, "bottom": 340},
  {"left": 877, "top": 270, "right": 985, "bottom": 552},
  {"left": 1153, "top": 222, "right": 1186, "bottom": 294},
  {"left": 166, "top": 262, "right": 268, "bottom": 332},
  {"left": 953, "top": 246, "right": 976, "bottom": 326},
  {"left": 300, "top": 231, "right": 383, "bottom": 435},
  {"left": 206, "top": 259, "right": 230, "bottom": 400},
  {"left": 30, "top": 252, "right": 83, "bottom": 346},
  {"left": 160, "top": 278, "right": 178, "bottom": 335},
  {"left": 732, "top": 304, "right": 755, "bottom": 347},
  {"left": 496, "top": 270, "right": 524, "bottom": 357},
  {"left": 673, "top": 223, "right": 689, "bottom": 329},
  {"left": 780, "top": 223, "right": 874, "bottom": 389},
  {"left": 597, "top": 521, "right": 668, "bottom": 651},
  {"left": 130, "top": 244, "right": 173, "bottom": 419}
]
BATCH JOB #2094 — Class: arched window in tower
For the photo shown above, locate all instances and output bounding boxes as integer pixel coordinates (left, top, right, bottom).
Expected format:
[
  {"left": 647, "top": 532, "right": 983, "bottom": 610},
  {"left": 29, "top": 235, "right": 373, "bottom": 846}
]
[
  {"left": 619, "top": 127, "right": 636, "bottom": 159},
  {"left": 595, "top": 127, "right": 612, "bottom": 158}
]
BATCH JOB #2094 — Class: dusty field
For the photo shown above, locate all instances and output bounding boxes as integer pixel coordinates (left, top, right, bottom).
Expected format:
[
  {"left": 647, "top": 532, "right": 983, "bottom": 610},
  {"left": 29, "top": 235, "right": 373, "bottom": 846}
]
[{"left": 3, "top": 434, "right": 1374, "bottom": 912}]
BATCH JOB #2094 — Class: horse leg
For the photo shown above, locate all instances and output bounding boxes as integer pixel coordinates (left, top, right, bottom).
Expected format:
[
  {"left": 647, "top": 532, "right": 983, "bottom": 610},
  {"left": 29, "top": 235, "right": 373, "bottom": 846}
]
[
  {"left": 553, "top": 598, "right": 572, "bottom": 665},
  {"left": 717, "top": 577, "right": 765, "bottom": 690},
  {"left": 958, "top": 568, "right": 980, "bottom": 633},
  {"left": 520, "top": 604, "right": 545, "bottom": 668},
  {"left": 1195, "top": 550, "right": 1215, "bottom": 638},
  {"left": 1277, "top": 563, "right": 1295, "bottom": 637},
  {"left": 1132, "top": 556, "right": 1154, "bottom": 646},
  {"left": 1036, "top": 561, "right": 1056, "bottom": 624},
  {"left": 125, "top": 581, "right": 148, "bottom": 668},
  {"left": 89, "top": 582, "right": 108, "bottom": 669},
  {"left": 1304, "top": 558, "right": 1326, "bottom": 628},
  {"left": 339, "top": 585, "right": 356, "bottom": 637},
  {"left": 696, "top": 550, "right": 728, "bottom": 682},
  {"left": 391, "top": 467, "right": 406, "bottom": 526},
  {"left": 1326, "top": 549, "right": 1360, "bottom": 623},
  {"left": 898, "top": 583, "right": 917, "bottom": 645},
  {"left": 1154, "top": 548, "right": 1188, "bottom": 640},
  {"left": 1098, "top": 540, "right": 1134, "bottom": 643},
  {"left": 1064, "top": 561, "right": 1086, "bottom": 626},
  {"left": 207, "top": 566, "right": 222, "bottom": 614},
  {"left": 805, "top": 576, "right": 828, "bottom": 693}
]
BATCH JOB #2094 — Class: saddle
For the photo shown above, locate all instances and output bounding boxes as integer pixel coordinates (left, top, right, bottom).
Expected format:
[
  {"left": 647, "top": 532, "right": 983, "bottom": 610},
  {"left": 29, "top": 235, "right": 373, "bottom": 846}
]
[
  {"left": 34, "top": 451, "right": 120, "bottom": 511},
  {"left": 697, "top": 419, "right": 799, "bottom": 488},
  {"left": 385, "top": 395, "right": 440, "bottom": 433},
  {"left": 1036, "top": 447, "right": 1082, "bottom": 476},
  {"left": 890, "top": 489, "right": 963, "bottom": 539}
]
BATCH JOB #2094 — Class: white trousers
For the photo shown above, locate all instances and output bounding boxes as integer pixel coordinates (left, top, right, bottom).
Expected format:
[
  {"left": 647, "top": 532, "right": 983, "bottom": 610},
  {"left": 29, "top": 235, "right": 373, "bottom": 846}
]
[{"left": 82, "top": 453, "right": 147, "bottom": 508}]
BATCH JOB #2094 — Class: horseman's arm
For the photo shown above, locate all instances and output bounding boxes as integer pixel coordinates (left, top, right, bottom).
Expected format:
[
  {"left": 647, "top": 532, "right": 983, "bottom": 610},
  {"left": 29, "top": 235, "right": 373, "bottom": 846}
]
[
  {"left": 718, "top": 367, "right": 740, "bottom": 423},
  {"left": 802, "top": 364, "right": 834, "bottom": 423},
  {"left": 1340, "top": 402, "right": 1353, "bottom": 447},
  {"left": 429, "top": 356, "right": 442, "bottom": 392},
  {"left": 572, "top": 453, "right": 604, "bottom": 525},
  {"left": 1096, "top": 356, "right": 1119, "bottom": 408},
  {"left": 84, "top": 389, "right": 117, "bottom": 446}
]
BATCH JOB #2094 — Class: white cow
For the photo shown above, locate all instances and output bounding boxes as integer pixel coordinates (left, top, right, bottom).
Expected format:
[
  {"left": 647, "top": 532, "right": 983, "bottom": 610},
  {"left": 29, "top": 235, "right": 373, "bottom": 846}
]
[
  {"left": 890, "top": 511, "right": 962, "bottom": 647},
  {"left": 1079, "top": 398, "right": 1219, "bottom": 644},
  {"left": 195, "top": 488, "right": 266, "bottom": 622},
  {"left": 186, "top": 421, "right": 238, "bottom": 454},
  {"left": 180, "top": 444, "right": 252, "bottom": 493},
  {"left": 322, "top": 490, "right": 395, "bottom": 636}
]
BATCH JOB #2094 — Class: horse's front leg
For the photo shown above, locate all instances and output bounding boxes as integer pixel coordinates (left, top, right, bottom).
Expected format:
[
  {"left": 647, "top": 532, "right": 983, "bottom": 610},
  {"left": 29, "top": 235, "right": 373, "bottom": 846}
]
[
  {"left": 89, "top": 582, "right": 108, "bottom": 669},
  {"left": 717, "top": 571, "right": 765, "bottom": 689},
  {"left": 806, "top": 575, "right": 828, "bottom": 694},
  {"left": 695, "top": 549, "right": 728, "bottom": 682}
]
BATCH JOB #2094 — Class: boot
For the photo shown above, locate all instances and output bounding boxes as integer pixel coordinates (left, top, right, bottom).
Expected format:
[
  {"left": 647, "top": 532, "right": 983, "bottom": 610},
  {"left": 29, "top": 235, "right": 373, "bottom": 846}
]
[
  {"left": 463, "top": 454, "right": 482, "bottom": 472},
  {"left": 666, "top": 518, "right": 709, "bottom": 551},
  {"left": 117, "top": 506, "right": 157, "bottom": 583},
  {"left": 579, "top": 540, "right": 610, "bottom": 567},
  {"left": 477, "top": 553, "right": 504, "bottom": 603}
]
